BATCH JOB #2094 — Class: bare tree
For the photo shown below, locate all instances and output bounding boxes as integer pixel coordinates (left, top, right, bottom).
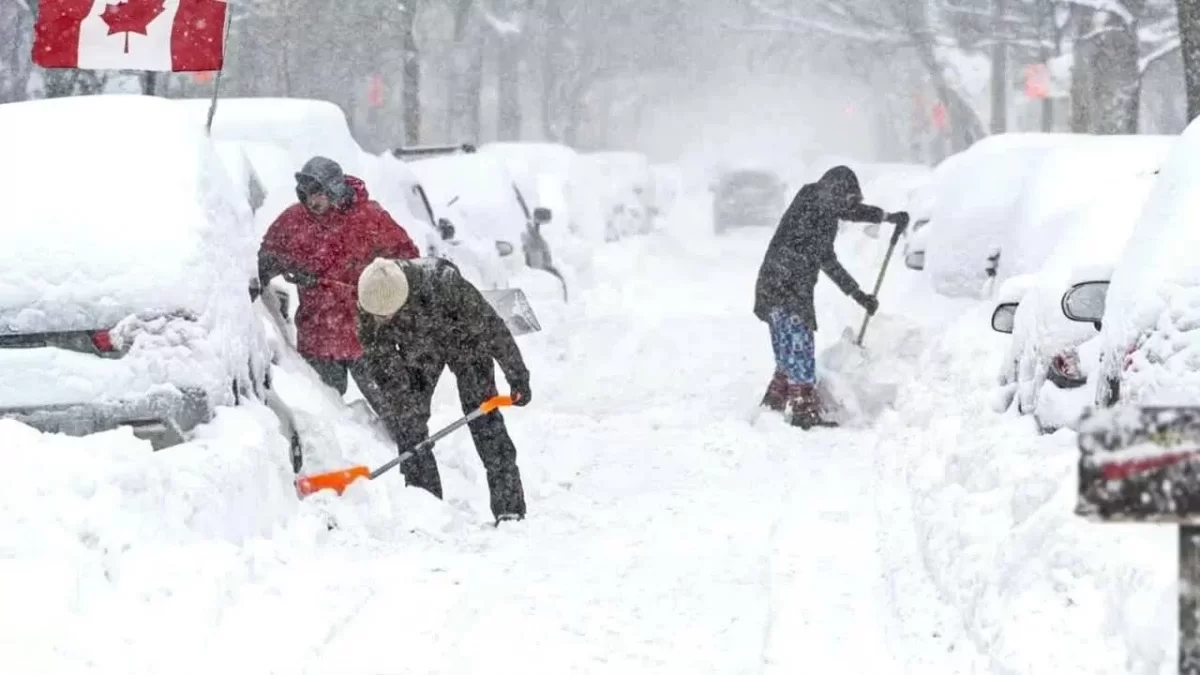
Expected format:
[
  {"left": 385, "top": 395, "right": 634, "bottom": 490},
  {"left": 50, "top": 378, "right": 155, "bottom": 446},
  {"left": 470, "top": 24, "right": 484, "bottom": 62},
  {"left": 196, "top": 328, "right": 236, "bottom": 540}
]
[{"left": 1178, "top": 0, "right": 1200, "bottom": 119}]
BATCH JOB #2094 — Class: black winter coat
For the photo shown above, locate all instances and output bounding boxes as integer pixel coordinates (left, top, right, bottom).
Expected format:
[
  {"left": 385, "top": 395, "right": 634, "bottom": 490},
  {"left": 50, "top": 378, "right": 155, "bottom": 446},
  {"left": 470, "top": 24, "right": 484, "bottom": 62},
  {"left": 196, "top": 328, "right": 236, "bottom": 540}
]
[
  {"left": 753, "top": 166, "right": 885, "bottom": 331},
  {"left": 356, "top": 258, "right": 530, "bottom": 388}
]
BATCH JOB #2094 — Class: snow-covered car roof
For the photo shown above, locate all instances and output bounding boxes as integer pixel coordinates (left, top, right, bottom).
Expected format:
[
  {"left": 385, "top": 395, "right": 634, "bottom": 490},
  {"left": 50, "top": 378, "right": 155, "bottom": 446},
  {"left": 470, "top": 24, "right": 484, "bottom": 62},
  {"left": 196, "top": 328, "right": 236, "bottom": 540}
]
[
  {"left": 925, "top": 133, "right": 1170, "bottom": 298},
  {"left": 407, "top": 153, "right": 529, "bottom": 245},
  {"left": 0, "top": 94, "right": 255, "bottom": 328},
  {"left": 173, "top": 97, "right": 365, "bottom": 176}
]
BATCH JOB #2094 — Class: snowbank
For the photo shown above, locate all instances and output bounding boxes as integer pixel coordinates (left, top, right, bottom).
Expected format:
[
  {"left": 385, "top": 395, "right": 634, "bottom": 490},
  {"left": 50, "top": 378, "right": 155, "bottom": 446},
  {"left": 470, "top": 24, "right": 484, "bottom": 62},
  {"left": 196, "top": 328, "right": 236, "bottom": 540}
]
[{"left": 875, "top": 306, "right": 1174, "bottom": 675}]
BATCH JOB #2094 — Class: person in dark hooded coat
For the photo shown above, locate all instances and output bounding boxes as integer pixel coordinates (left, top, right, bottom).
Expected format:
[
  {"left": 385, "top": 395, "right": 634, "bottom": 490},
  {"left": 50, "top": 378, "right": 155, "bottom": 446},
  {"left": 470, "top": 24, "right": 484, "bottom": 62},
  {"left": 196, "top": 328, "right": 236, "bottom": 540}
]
[{"left": 753, "top": 165, "right": 909, "bottom": 428}]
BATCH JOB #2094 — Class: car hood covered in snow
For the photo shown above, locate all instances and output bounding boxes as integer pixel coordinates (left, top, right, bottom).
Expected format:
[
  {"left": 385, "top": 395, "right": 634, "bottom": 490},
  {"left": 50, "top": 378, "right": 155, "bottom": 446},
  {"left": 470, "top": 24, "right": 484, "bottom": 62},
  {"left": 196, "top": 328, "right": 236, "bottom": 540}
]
[{"left": 0, "top": 95, "right": 256, "bottom": 333}]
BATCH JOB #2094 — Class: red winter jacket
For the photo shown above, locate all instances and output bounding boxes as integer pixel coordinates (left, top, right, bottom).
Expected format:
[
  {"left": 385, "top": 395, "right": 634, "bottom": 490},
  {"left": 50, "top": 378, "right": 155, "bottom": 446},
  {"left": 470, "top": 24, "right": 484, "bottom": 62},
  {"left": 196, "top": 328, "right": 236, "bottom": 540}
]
[{"left": 258, "top": 176, "right": 420, "bottom": 360}]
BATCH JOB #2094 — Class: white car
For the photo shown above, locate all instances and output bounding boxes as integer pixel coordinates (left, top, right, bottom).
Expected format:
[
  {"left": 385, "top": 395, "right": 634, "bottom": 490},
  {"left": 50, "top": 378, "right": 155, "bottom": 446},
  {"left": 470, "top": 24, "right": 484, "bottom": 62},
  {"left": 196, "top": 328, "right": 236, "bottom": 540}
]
[
  {"left": 987, "top": 136, "right": 1172, "bottom": 430},
  {"left": 1083, "top": 114, "right": 1200, "bottom": 408},
  {"left": 926, "top": 133, "right": 1106, "bottom": 298},
  {"left": 0, "top": 95, "right": 286, "bottom": 452},
  {"left": 583, "top": 150, "right": 656, "bottom": 238},
  {"left": 408, "top": 151, "right": 565, "bottom": 297}
]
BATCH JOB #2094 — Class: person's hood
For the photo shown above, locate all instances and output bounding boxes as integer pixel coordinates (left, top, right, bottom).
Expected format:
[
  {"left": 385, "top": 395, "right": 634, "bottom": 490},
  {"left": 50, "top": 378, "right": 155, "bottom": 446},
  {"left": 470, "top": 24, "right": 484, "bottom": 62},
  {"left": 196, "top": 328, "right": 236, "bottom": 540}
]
[{"left": 815, "top": 165, "right": 863, "bottom": 202}]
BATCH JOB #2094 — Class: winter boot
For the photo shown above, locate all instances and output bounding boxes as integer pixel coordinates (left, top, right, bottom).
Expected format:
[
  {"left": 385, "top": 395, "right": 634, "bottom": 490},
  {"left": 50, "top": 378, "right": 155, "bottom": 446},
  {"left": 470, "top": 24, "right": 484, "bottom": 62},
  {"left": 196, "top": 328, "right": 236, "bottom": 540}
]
[
  {"left": 760, "top": 371, "right": 788, "bottom": 412},
  {"left": 787, "top": 383, "right": 838, "bottom": 429},
  {"left": 495, "top": 513, "right": 525, "bottom": 527}
]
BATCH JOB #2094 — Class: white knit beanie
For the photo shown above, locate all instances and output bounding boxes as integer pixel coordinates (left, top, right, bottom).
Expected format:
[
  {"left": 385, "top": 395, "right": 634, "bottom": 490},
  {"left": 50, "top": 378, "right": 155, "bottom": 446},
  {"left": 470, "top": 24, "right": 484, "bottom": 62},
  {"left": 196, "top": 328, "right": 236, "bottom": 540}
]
[{"left": 357, "top": 258, "right": 410, "bottom": 317}]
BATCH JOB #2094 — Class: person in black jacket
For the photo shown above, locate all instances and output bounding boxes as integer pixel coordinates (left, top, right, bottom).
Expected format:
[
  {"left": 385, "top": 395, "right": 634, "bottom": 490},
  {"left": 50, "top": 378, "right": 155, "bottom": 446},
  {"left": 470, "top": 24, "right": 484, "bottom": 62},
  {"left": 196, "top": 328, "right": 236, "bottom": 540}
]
[
  {"left": 753, "top": 165, "right": 908, "bottom": 428},
  {"left": 355, "top": 256, "right": 532, "bottom": 524}
]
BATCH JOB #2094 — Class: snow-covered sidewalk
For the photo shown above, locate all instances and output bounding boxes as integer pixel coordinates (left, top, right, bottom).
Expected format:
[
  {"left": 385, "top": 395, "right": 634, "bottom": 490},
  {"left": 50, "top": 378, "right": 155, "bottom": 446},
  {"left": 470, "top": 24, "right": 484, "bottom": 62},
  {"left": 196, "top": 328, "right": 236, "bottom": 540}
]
[{"left": 0, "top": 198, "right": 1178, "bottom": 674}]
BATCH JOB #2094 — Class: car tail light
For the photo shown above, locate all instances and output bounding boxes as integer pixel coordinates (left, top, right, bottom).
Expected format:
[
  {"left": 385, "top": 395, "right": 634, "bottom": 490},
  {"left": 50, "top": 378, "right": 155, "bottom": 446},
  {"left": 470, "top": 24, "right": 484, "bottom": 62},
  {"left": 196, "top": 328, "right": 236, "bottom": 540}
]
[
  {"left": 90, "top": 329, "right": 116, "bottom": 353},
  {"left": 1123, "top": 342, "right": 1139, "bottom": 371},
  {"left": 1048, "top": 348, "right": 1087, "bottom": 389}
]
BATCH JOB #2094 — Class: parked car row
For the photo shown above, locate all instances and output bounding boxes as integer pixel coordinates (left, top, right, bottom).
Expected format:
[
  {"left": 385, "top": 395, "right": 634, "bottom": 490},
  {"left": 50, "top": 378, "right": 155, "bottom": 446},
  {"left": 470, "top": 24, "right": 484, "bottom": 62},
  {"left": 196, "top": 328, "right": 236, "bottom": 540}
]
[
  {"left": 0, "top": 92, "right": 661, "bottom": 459},
  {"left": 956, "top": 125, "right": 1200, "bottom": 433}
]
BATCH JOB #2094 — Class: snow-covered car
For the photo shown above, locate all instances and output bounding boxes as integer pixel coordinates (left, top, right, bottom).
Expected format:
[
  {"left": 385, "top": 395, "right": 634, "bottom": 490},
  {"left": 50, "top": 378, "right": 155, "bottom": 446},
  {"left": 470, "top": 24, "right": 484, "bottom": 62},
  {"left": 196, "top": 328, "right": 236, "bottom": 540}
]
[
  {"left": 0, "top": 95, "right": 281, "bottom": 451},
  {"left": 991, "top": 273, "right": 1038, "bottom": 410},
  {"left": 987, "top": 137, "right": 1171, "bottom": 431},
  {"left": 925, "top": 133, "right": 1153, "bottom": 299},
  {"left": 1084, "top": 116, "right": 1200, "bottom": 408},
  {"left": 902, "top": 217, "right": 931, "bottom": 270},
  {"left": 478, "top": 141, "right": 608, "bottom": 244},
  {"left": 408, "top": 151, "right": 563, "bottom": 295},
  {"left": 710, "top": 168, "right": 787, "bottom": 233},
  {"left": 582, "top": 150, "right": 655, "bottom": 239}
]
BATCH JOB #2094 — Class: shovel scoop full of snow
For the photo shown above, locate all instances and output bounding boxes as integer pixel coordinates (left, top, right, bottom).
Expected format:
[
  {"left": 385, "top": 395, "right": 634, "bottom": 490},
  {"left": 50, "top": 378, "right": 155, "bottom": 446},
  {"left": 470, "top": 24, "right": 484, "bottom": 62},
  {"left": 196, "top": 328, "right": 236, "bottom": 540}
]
[
  {"left": 294, "top": 394, "right": 515, "bottom": 498},
  {"left": 1077, "top": 405, "right": 1200, "bottom": 522}
]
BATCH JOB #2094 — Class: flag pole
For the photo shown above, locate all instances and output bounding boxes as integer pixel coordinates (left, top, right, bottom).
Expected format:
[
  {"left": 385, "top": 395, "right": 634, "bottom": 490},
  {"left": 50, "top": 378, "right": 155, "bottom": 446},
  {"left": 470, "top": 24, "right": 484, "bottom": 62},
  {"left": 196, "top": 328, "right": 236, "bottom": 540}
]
[{"left": 205, "top": 6, "right": 234, "bottom": 135}]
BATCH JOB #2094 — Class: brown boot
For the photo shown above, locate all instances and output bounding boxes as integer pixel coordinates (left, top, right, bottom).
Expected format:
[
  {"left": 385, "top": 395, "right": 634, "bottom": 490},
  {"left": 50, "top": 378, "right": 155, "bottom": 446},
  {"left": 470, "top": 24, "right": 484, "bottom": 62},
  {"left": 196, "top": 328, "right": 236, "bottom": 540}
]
[
  {"left": 760, "top": 371, "right": 788, "bottom": 411},
  {"left": 787, "top": 383, "right": 838, "bottom": 429}
]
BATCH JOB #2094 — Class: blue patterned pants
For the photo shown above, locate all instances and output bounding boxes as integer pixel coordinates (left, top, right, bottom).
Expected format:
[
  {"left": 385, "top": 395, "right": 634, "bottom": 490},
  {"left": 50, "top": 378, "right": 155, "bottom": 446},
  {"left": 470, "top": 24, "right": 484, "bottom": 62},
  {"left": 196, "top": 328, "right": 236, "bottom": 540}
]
[{"left": 767, "top": 309, "right": 816, "bottom": 385}]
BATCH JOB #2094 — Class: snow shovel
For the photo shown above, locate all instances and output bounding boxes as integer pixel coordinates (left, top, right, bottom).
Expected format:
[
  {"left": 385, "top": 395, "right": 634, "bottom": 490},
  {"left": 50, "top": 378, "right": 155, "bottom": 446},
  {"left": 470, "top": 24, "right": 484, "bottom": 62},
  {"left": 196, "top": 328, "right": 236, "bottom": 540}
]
[
  {"left": 480, "top": 288, "right": 542, "bottom": 336},
  {"left": 294, "top": 394, "right": 516, "bottom": 497},
  {"left": 854, "top": 228, "right": 902, "bottom": 347}
]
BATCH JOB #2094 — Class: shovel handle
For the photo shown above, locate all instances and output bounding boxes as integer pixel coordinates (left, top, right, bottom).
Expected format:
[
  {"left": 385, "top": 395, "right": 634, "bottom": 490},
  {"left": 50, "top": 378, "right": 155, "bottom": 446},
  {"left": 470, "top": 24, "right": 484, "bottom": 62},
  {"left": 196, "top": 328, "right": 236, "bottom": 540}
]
[{"left": 368, "top": 395, "right": 516, "bottom": 480}]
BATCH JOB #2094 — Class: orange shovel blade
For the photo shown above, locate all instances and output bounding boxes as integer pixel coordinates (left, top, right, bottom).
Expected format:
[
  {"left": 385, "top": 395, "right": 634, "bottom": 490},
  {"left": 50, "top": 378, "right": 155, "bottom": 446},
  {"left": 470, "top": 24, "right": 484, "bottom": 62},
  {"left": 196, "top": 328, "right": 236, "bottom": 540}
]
[
  {"left": 295, "top": 465, "right": 370, "bottom": 497},
  {"left": 482, "top": 395, "right": 514, "bottom": 414}
]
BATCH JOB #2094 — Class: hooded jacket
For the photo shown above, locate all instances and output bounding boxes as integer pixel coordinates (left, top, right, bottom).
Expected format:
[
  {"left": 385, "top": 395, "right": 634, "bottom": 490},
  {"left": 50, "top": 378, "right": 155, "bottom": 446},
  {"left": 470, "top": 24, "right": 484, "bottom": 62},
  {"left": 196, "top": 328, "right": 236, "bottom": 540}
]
[
  {"left": 258, "top": 175, "right": 421, "bottom": 360},
  {"left": 753, "top": 166, "right": 885, "bottom": 330}
]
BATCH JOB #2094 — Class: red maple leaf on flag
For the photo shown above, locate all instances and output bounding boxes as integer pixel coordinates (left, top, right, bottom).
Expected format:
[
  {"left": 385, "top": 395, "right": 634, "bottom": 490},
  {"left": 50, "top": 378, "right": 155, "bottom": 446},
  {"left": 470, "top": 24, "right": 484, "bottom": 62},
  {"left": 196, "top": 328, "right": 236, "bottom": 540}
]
[{"left": 100, "top": 0, "right": 167, "bottom": 54}]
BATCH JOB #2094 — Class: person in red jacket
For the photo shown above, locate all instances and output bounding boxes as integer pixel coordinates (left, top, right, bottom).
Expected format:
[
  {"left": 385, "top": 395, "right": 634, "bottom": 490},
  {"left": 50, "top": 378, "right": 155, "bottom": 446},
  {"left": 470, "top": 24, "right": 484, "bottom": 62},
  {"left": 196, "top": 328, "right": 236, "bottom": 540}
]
[{"left": 256, "top": 156, "right": 420, "bottom": 400}]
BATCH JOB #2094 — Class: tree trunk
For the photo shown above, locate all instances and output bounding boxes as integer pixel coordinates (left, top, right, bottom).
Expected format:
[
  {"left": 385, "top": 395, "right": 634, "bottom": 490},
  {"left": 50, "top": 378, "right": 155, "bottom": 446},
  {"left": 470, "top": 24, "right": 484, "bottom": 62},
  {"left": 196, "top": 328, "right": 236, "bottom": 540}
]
[
  {"left": 401, "top": 0, "right": 422, "bottom": 145},
  {"left": 990, "top": 0, "right": 1008, "bottom": 133},
  {"left": 1069, "top": 6, "right": 1095, "bottom": 131},
  {"left": 495, "top": 34, "right": 522, "bottom": 140},
  {"left": 446, "top": 0, "right": 474, "bottom": 140},
  {"left": 1178, "top": 0, "right": 1200, "bottom": 121},
  {"left": 540, "top": 0, "right": 563, "bottom": 141},
  {"left": 467, "top": 41, "right": 484, "bottom": 140}
]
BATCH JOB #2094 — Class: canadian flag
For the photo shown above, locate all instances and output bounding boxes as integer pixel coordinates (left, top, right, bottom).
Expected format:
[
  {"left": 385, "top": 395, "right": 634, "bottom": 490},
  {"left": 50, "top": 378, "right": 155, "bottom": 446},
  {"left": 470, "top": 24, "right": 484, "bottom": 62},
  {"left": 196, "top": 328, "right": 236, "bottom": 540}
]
[{"left": 32, "top": 0, "right": 227, "bottom": 72}]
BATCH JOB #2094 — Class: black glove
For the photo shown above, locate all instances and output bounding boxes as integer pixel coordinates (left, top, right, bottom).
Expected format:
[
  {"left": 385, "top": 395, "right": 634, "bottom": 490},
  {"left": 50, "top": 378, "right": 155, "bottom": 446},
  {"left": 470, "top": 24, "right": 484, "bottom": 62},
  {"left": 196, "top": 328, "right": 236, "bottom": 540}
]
[
  {"left": 886, "top": 211, "right": 910, "bottom": 241},
  {"left": 283, "top": 268, "right": 320, "bottom": 288},
  {"left": 854, "top": 290, "right": 879, "bottom": 315},
  {"left": 508, "top": 378, "right": 531, "bottom": 406}
]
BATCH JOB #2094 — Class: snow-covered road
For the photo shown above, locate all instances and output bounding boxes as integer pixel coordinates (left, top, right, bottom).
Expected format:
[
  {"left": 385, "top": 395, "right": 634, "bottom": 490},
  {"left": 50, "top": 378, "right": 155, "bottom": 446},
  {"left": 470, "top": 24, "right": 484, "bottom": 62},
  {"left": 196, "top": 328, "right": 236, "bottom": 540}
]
[{"left": 0, "top": 196, "right": 1177, "bottom": 674}]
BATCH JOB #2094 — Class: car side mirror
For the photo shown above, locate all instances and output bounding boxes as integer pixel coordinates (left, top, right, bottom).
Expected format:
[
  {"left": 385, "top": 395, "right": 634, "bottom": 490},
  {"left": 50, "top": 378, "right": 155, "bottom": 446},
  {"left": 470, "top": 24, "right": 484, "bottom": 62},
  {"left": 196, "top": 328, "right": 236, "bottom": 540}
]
[
  {"left": 904, "top": 249, "right": 925, "bottom": 271},
  {"left": 1061, "top": 280, "right": 1110, "bottom": 327},
  {"left": 437, "top": 217, "right": 456, "bottom": 241},
  {"left": 533, "top": 207, "right": 552, "bottom": 225},
  {"left": 496, "top": 241, "right": 515, "bottom": 257},
  {"left": 985, "top": 250, "right": 1001, "bottom": 279},
  {"left": 991, "top": 302, "right": 1018, "bottom": 334}
]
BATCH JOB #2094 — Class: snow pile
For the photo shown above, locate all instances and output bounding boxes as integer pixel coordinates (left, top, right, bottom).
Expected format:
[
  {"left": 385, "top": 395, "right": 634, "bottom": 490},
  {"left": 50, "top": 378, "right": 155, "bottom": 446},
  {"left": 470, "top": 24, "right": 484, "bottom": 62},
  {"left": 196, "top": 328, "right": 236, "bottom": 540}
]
[
  {"left": 875, "top": 305, "right": 1175, "bottom": 675},
  {"left": 1100, "top": 115, "right": 1200, "bottom": 404}
]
